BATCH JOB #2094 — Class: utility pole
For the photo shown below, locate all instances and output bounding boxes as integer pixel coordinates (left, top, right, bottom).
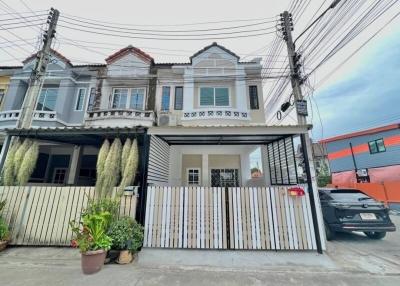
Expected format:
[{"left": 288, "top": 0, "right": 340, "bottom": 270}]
[
  {"left": 280, "top": 11, "right": 323, "bottom": 254},
  {"left": 17, "top": 8, "right": 59, "bottom": 129}
]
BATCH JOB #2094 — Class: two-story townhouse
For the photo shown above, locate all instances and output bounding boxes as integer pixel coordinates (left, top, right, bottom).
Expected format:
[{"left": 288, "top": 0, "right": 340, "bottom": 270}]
[{"left": 0, "top": 43, "right": 325, "bottom": 252}]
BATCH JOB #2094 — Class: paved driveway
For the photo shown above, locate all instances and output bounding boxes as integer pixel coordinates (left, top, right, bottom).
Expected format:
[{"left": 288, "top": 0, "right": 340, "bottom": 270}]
[
  {"left": 325, "top": 214, "right": 400, "bottom": 275},
  {"left": 0, "top": 215, "right": 399, "bottom": 286}
]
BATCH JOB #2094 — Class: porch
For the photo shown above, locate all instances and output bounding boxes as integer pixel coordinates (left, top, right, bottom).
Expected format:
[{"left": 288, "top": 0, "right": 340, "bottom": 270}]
[{"left": 143, "top": 125, "right": 325, "bottom": 252}]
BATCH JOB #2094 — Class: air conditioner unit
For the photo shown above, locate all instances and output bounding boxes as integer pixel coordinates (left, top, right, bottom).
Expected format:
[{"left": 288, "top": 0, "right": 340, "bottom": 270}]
[{"left": 157, "top": 113, "right": 177, "bottom": 126}]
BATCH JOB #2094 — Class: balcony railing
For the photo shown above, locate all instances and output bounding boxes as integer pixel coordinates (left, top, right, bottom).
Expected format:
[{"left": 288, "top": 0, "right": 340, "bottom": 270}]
[
  {"left": 0, "top": 110, "right": 20, "bottom": 121},
  {"left": 182, "top": 109, "right": 250, "bottom": 121},
  {"left": 33, "top": 110, "right": 57, "bottom": 121},
  {"left": 86, "top": 108, "right": 155, "bottom": 127}
]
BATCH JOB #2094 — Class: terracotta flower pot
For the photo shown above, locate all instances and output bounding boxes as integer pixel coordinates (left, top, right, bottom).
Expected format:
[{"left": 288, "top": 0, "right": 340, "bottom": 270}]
[
  {"left": 116, "top": 250, "right": 133, "bottom": 264},
  {"left": 81, "top": 249, "right": 107, "bottom": 274},
  {"left": 0, "top": 240, "right": 8, "bottom": 252}
]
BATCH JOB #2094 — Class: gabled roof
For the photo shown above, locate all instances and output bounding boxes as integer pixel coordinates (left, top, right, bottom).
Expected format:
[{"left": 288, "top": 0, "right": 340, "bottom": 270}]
[
  {"left": 22, "top": 49, "right": 72, "bottom": 65},
  {"left": 320, "top": 123, "right": 400, "bottom": 143},
  {"left": 105, "top": 45, "right": 154, "bottom": 64},
  {"left": 190, "top": 42, "right": 240, "bottom": 62}
]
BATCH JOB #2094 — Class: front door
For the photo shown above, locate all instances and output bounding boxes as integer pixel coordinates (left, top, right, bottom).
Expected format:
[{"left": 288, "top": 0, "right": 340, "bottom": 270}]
[{"left": 210, "top": 169, "right": 239, "bottom": 187}]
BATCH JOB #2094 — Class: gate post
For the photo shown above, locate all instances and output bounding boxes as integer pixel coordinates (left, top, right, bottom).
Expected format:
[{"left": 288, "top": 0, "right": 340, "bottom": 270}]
[
  {"left": 137, "top": 132, "right": 150, "bottom": 225},
  {"left": 300, "top": 134, "right": 323, "bottom": 253}
]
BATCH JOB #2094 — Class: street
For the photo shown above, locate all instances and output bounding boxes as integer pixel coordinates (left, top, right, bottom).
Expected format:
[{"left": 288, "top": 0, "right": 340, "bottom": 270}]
[{"left": 0, "top": 215, "right": 399, "bottom": 286}]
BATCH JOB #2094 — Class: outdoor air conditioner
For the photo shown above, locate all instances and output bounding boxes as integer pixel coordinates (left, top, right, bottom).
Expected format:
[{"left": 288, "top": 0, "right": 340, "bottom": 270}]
[{"left": 157, "top": 113, "right": 177, "bottom": 126}]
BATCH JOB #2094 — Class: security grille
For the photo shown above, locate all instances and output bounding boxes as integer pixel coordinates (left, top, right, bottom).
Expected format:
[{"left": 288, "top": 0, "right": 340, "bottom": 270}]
[{"left": 211, "top": 169, "right": 239, "bottom": 187}]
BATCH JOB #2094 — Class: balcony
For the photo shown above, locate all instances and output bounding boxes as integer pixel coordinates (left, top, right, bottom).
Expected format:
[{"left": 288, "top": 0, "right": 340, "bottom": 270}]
[
  {"left": 182, "top": 109, "right": 251, "bottom": 121},
  {"left": 85, "top": 108, "right": 155, "bottom": 127},
  {"left": 0, "top": 110, "right": 20, "bottom": 129}
]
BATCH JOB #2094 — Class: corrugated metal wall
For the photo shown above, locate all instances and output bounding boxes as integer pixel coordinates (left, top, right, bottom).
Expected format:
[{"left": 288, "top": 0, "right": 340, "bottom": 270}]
[
  {"left": 147, "top": 135, "right": 170, "bottom": 185},
  {"left": 327, "top": 129, "right": 400, "bottom": 172}
]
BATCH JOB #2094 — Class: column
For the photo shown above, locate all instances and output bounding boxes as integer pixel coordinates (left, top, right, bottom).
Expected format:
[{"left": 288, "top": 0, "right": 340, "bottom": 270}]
[
  {"left": 183, "top": 69, "right": 194, "bottom": 111},
  {"left": 0, "top": 135, "right": 12, "bottom": 174},
  {"left": 67, "top": 145, "right": 83, "bottom": 185},
  {"left": 235, "top": 66, "right": 248, "bottom": 111},
  {"left": 202, "top": 153, "right": 209, "bottom": 186}
]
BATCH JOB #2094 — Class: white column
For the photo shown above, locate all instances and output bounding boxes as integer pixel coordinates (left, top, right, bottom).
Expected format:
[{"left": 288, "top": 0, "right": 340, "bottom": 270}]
[
  {"left": 240, "top": 151, "right": 251, "bottom": 186},
  {"left": 183, "top": 69, "right": 194, "bottom": 111},
  {"left": 67, "top": 145, "right": 82, "bottom": 185},
  {"left": 202, "top": 153, "right": 209, "bottom": 186},
  {"left": 0, "top": 135, "right": 12, "bottom": 173},
  {"left": 235, "top": 66, "right": 248, "bottom": 111}
]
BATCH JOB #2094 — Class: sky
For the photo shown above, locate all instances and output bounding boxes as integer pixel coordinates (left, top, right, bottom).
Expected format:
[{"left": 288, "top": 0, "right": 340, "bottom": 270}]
[{"left": 1, "top": 0, "right": 400, "bottom": 143}]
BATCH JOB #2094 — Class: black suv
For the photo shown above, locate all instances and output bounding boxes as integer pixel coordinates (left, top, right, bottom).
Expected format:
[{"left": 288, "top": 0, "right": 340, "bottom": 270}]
[{"left": 319, "top": 188, "right": 396, "bottom": 240}]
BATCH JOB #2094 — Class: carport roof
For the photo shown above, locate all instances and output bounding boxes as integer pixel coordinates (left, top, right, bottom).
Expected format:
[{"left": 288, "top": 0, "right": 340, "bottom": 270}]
[{"left": 149, "top": 124, "right": 310, "bottom": 145}]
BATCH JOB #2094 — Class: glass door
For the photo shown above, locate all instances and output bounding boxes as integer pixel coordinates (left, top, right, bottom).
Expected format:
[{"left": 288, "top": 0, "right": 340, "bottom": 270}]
[{"left": 210, "top": 169, "right": 239, "bottom": 187}]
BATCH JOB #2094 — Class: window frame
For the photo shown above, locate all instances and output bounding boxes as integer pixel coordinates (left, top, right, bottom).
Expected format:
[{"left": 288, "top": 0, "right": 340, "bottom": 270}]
[
  {"left": 198, "top": 86, "right": 231, "bottom": 108},
  {"left": 74, "top": 88, "right": 87, "bottom": 111},
  {"left": 174, "top": 86, "right": 183, "bottom": 110},
  {"left": 111, "top": 87, "right": 147, "bottom": 110},
  {"left": 368, "top": 138, "right": 386, "bottom": 154},
  {"left": 36, "top": 87, "right": 59, "bottom": 111},
  {"left": 187, "top": 168, "right": 201, "bottom": 186},
  {"left": 249, "top": 85, "right": 259, "bottom": 110}
]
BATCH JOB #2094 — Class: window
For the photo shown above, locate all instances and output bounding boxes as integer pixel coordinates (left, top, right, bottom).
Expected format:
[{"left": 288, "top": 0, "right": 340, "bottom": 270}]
[
  {"left": 112, "top": 88, "right": 128, "bottom": 108},
  {"left": 161, "top": 86, "right": 170, "bottom": 111},
  {"left": 249, "top": 85, "right": 259, "bottom": 109},
  {"left": 75, "top": 88, "right": 86, "bottom": 111},
  {"left": 36, "top": 88, "right": 58, "bottom": 111},
  {"left": 368, "top": 138, "right": 386, "bottom": 154},
  {"left": 130, "top": 88, "right": 145, "bottom": 110},
  {"left": 199, "top": 87, "right": 229, "bottom": 107},
  {"left": 112, "top": 88, "right": 146, "bottom": 110},
  {"left": 174, "top": 86, "right": 183, "bottom": 110},
  {"left": 52, "top": 168, "right": 67, "bottom": 184},
  {"left": 187, "top": 168, "right": 200, "bottom": 185}
]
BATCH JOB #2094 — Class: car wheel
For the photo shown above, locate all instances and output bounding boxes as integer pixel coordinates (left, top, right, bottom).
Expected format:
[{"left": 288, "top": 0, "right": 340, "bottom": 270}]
[
  {"left": 364, "top": 231, "right": 386, "bottom": 239},
  {"left": 325, "top": 223, "right": 335, "bottom": 241}
]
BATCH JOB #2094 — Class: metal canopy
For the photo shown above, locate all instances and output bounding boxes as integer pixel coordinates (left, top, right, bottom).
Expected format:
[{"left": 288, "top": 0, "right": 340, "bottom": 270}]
[
  {"left": 149, "top": 125, "right": 309, "bottom": 145},
  {"left": 4, "top": 126, "right": 147, "bottom": 146}
]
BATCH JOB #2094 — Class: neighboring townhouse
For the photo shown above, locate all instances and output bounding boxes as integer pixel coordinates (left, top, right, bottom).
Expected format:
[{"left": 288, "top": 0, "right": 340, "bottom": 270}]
[
  {"left": 320, "top": 123, "right": 400, "bottom": 184},
  {"left": 0, "top": 43, "right": 325, "bottom": 252}
]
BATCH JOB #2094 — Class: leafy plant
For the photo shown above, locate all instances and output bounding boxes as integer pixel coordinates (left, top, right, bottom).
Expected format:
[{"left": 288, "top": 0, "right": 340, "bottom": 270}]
[
  {"left": 0, "top": 200, "right": 5, "bottom": 213},
  {"left": 118, "top": 139, "right": 139, "bottom": 194},
  {"left": 108, "top": 217, "right": 144, "bottom": 253},
  {"left": 101, "top": 138, "right": 122, "bottom": 197},
  {"left": 2, "top": 138, "right": 20, "bottom": 186},
  {"left": 13, "top": 139, "right": 31, "bottom": 178},
  {"left": 70, "top": 211, "right": 113, "bottom": 253},
  {"left": 95, "top": 139, "right": 110, "bottom": 197},
  {"left": 0, "top": 217, "right": 10, "bottom": 241},
  {"left": 16, "top": 141, "right": 39, "bottom": 186},
  {"left": 83, "top": 198, "right": 120, "bottom": 228},
  {"left": 120, "top": 138, "right": 132, "bottom": 175}
]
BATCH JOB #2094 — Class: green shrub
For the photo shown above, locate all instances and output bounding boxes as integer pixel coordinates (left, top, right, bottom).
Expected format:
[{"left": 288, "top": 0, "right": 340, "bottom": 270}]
[
  {"left": 0, "top": 217, "right": 9, "bottom": 241},
  {"left": 108, "top": 217, "right": 144, "bottom": 253}
]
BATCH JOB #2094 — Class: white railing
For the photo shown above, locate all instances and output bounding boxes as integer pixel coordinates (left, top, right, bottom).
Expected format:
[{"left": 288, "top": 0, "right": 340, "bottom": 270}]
[
  {"left": 86, "top": 109, "right": 155, "bottom": 121},
  {"left": 182, "top": 109, "right": 251, "bottom": 121},
  {"left": 33, "top": 110, "right": 57, "bottom": 121},
  {"left": 0, "top": 110, "right": 20, "bottom": 121}
]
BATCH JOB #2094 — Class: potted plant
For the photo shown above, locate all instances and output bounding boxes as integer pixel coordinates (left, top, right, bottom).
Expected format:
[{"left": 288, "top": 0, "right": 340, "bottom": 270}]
[
  {"left": 0, "top": 200, "right": 10, "bottom": 252},
  {"left": 108, "top": 217, "right": 144, "bottom": 264},
  {"left": 70, "top": 211, "right": 113, "bottom": 274}
]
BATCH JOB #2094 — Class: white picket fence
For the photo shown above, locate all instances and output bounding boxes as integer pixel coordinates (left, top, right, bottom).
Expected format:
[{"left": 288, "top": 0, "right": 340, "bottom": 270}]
[{"left": 143, "top": 186, "right": 317, "bottom": 250}]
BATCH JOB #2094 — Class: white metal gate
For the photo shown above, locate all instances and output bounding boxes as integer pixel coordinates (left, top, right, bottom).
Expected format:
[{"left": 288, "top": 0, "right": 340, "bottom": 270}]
[{"left": 143, "top": 186, "right": 317, "bottom": 250}]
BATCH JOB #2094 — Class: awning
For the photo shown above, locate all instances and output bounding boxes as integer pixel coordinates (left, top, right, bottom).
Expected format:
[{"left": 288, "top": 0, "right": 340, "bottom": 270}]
[
  {"left": 148, "top": 125, "right": 310, "bottom": 145},
  {"left": 4, "top": 126, "right": 147, "bottom": 146}
]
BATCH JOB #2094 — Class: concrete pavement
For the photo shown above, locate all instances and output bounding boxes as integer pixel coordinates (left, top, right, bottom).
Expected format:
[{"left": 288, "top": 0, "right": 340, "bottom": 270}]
[{"left": 0, "top": 215, "right": 399, "bottom": 286}]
